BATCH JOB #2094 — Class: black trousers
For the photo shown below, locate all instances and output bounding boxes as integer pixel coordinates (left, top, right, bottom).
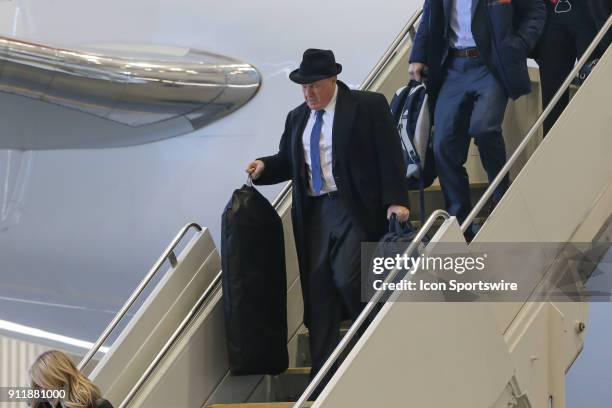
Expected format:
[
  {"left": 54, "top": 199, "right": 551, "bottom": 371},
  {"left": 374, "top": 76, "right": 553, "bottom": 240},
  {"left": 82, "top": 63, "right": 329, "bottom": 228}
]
[
  {"left": 303, "top": 195, "right": 364, "bottom": 378},
  {"left": 537, "top": 1, "right": 598, "bottom": 135}
]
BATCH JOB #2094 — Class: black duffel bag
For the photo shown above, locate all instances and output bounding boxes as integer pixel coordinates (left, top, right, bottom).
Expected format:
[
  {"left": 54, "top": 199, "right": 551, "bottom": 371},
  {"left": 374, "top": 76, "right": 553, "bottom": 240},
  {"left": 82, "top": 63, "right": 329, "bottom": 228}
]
[{"left": 221, "top": 183, "right": 288, "bottom": 375}]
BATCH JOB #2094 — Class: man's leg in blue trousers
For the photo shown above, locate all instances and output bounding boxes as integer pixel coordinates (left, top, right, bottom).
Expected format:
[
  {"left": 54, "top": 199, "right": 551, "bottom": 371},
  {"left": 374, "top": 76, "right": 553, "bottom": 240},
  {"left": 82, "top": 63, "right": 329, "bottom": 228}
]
[
  {"left": 468, "top": 63, "right": 509, "bottom": 206},
  {"left": 433, "top": 56, "right": 510, "bottom": 237},
  {"left": 433, "top": 57, "right": 474, "bottom": 226}
]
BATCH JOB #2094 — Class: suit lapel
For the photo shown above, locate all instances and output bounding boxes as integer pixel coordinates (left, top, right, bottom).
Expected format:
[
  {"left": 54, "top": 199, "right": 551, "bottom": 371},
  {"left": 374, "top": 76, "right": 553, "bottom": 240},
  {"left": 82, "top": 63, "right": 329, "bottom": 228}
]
[
  {"left": 291, "top": 104, "right": 310, "bottom": 185},
  {"left": 443, "top": 0, "right": 452, "bottom": 34},
  {"left": 331, "top": 82, "right": 357, "bottom": 172}
]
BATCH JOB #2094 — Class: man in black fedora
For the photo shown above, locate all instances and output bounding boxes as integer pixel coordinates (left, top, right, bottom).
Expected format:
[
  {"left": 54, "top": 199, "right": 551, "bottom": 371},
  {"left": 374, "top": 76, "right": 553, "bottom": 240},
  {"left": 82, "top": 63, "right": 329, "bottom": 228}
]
[{"left": 246, "top": 48, "right": 409, "bottom": 378}]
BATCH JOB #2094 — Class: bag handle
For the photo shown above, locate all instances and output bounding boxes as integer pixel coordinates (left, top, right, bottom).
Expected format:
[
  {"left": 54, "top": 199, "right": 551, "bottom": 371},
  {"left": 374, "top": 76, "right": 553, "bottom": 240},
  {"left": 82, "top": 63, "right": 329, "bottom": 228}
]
[{"left": 389, "top": 214, "right": 413, "bottom": 235}]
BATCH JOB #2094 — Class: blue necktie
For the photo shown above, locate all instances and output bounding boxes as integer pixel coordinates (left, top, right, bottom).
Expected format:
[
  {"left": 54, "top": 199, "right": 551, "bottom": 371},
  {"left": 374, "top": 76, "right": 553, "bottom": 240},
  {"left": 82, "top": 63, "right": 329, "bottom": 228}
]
[{"left": 310, "top": 110, "right": 325, "bottom": 195}]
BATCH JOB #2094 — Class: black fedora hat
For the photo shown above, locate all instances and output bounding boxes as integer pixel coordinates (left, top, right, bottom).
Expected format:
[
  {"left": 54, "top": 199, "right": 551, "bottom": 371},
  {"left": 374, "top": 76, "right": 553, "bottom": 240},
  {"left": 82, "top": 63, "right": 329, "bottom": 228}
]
[{"left": 289, "top": 49, "right": 342, "bottom": 84}]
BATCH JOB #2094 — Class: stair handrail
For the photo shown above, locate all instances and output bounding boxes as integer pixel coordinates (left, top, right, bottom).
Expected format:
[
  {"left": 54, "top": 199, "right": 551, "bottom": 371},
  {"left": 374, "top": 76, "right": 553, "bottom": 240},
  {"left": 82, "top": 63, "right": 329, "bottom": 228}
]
[
  {"left": 293, "top": 209, "right": 450, "bottom": 407},
  {"left": 78, "top": 222, "right": 203, "bottom": 371},
  {"left": 118, "top": 269, "right": 222, "bottom": 408},
  {"left": 294, "top": 15, "right": 612, "bottom": 407},
  {"left": 461, "top": 14, "right": 612, "bottom": 233},
  {"left": 361, "top": 8, "right": 423, "bottom": 90}
]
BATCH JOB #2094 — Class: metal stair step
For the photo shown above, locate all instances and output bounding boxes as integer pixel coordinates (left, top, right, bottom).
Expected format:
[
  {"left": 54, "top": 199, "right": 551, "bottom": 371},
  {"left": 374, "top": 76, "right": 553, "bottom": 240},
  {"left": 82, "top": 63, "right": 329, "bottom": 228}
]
[
  {"left": 409, "top": 182, "right": 489, "bottom": 222},
  {"left": 266, "top": 367, "right": 311, "bottom": 402},
  {"left": 296, "top": 327, "right": 349, "bottom": 368},
  {"left": 283, "top": 367, "right": 311, "bottom": 375},
  {"left": 205, "top": 368, "right": 312, "bottom": 407}
]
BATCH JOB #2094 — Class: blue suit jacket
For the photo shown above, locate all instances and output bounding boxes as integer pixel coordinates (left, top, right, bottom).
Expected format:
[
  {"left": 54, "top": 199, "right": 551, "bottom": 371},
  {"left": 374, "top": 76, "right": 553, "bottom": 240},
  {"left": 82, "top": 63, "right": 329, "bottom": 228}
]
[{"left": 410, "top": 0, "right": 545, "bottom": 101}]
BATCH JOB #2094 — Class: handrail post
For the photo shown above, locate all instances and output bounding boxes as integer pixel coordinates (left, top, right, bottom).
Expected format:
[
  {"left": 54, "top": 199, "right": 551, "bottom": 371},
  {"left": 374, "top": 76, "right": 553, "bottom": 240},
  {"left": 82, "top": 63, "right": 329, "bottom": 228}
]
[{"left": 78, "top": 223, "right": 203, "bottom": 371}]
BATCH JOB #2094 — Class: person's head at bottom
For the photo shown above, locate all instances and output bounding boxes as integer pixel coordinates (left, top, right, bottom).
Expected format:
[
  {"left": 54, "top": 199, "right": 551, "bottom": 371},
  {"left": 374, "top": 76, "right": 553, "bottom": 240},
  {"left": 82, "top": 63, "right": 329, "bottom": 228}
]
[{"left": 29, "top": 350, "right": 105, "bottom": 408}]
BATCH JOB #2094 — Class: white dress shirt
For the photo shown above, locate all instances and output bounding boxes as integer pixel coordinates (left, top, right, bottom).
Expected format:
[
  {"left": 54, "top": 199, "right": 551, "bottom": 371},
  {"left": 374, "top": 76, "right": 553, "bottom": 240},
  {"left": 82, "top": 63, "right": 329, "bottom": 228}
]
[
  {"left": 302, "top": 85, "right": 338, "bottom": 196},
  {"left": 449, "top": 0, "right": 476, "bottom": 49}
]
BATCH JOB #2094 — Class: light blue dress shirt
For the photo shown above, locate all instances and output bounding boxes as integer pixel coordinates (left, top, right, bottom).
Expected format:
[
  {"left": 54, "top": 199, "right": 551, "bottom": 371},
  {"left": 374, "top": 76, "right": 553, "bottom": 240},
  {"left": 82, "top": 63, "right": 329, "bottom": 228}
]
[{"left": 449, "top": 0, "right": 476, "bottom": 48}]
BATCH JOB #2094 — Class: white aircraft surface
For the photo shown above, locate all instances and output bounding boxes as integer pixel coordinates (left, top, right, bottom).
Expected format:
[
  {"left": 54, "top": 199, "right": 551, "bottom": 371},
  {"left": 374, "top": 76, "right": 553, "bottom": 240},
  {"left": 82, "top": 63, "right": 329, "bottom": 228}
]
[
  {"left": 0, "top": 1, "right": 609, "bottom": 406},
  {"left": 0, "top": 0, "right": 420, "bottom": 347}
]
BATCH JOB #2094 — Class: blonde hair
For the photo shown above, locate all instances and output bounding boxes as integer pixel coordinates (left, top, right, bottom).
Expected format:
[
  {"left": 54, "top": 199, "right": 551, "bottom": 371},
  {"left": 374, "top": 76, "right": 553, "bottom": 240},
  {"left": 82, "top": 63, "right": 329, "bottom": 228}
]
[{"left": 29, "top": 350, "right": 101, "bottom": 408}]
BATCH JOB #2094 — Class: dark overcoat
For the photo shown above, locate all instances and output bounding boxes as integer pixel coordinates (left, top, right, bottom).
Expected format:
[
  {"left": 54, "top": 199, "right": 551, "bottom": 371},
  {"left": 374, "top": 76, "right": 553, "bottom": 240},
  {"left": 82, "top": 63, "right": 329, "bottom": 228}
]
[{"left": 255, "top": 80, "right": 409, "bottom": 326}]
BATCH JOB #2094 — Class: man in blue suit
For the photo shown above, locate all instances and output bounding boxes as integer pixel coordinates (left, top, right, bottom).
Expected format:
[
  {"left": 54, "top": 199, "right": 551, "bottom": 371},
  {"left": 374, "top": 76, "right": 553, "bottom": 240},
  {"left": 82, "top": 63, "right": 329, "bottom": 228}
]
[{"left": 409, "top": 0, "right": 545, "bottom": 239}]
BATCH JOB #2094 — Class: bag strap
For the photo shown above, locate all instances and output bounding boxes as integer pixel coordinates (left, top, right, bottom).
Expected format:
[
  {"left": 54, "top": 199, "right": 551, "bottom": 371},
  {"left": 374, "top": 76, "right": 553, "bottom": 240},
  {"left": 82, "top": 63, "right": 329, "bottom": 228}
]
[
  {"left": 403, "top": 89, "right": 417, "bottom": 141},
  {"left": 399, "top": 97, "right": 419, "bottom": 168}
]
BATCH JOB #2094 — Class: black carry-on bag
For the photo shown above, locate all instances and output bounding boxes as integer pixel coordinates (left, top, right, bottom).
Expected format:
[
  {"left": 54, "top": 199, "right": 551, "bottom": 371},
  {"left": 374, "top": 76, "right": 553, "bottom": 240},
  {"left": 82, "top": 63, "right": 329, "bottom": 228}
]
[
  {"left": 221, "top": 181, "right": 288, "bottom": 375},
  {"left": 366, "top": 215, "right": 428, "bottom": 301}
]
